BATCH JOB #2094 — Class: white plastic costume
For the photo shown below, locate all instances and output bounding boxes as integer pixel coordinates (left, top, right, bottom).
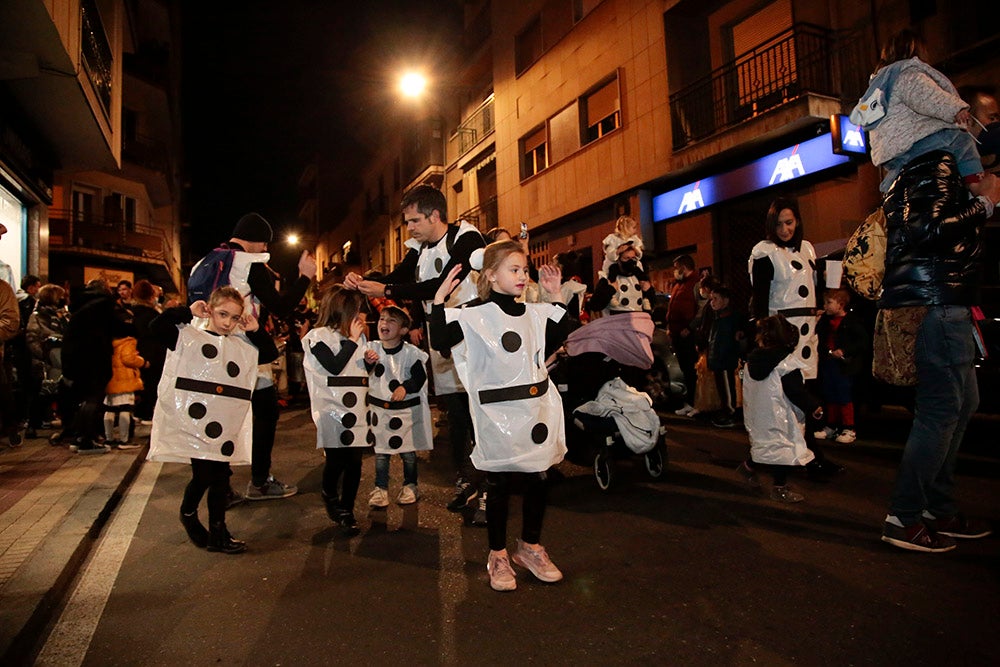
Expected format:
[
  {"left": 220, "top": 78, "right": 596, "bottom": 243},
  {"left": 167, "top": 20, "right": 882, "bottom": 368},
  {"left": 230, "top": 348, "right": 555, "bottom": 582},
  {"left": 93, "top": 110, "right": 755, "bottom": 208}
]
[
  {"left": 409, "top": 221, "right": 480, "bottom": 396},
  {"left": 366, "top": 340, "right": 433, "bottom": 454},
  {"left": 148, "top": 326, "right": 258, "bottom": 465},
  {"left": 601, "top": 232, "right": 644, "bottom": 275},
  {"left": 748, "top": 240, "right": 819, "bottom": 379},
  {"left": 741, "top": 355, "right": 816, "bottom": 467},
  {"left": 445, "top": 301, "right": 567, "bottom": 472},
  {"left": 601, "top": 273, "right": 647, "bottom": 314},
  {"left": 302, "top": 328, "right": 370, "bottom": 449}
]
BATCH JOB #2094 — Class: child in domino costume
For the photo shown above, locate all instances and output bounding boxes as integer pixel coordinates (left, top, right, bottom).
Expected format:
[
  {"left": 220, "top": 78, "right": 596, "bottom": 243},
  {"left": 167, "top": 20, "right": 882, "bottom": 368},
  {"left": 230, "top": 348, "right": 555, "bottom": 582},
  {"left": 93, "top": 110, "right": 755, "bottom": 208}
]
[{"left": 366, "top": 340, "right": 432, "bottom": 454}]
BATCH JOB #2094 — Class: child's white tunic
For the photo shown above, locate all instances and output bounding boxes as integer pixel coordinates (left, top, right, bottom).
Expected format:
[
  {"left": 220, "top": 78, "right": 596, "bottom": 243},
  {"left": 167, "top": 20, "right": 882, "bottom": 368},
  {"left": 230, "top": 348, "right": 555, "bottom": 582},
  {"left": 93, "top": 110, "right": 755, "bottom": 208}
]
[
  {"left": 446, "top": 301, "right": 567, "bottom": 473},
  {"left": 302, "top": 328, "right": 370, "bottom": 449},
  {"left": 741, "top": 354, "right": 815, "bottom": 467},
  {"left": 367, "top": 341, "right": 433, "bottom": 454},
  {"left": 148, "top": 326, "right": 257, "bottom": 465}
]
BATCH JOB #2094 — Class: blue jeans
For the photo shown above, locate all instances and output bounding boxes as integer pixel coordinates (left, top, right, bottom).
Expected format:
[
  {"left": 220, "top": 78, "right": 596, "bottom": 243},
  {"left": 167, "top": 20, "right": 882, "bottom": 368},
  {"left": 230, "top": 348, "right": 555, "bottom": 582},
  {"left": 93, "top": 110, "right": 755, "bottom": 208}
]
[
  {"left": 374, "top": 451, "right": 418, "bottom": 489},
  {"left": 888, "top": 306, "right": 979, "bottom": 525},
  {"left": 880, "top": 128, "right": 983, "bottom": 192}
]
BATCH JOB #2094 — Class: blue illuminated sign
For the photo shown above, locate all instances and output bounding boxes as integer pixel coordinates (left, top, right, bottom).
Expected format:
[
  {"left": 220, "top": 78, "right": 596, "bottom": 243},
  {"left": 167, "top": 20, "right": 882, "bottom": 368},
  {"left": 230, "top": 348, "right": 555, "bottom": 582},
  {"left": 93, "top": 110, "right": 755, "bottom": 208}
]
[
  {"left": 832, "top": 114, "right": 867, "bottom": 155},
  {"left": 653, "top": 129, "right": 857, "bottom": 223}
]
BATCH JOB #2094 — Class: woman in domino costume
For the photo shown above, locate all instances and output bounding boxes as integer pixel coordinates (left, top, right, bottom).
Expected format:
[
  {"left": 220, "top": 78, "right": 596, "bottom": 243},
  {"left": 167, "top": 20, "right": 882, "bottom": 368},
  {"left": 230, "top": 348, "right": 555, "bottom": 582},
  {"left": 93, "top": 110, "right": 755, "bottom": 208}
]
[
  {"left": 749, "top": 197, "right": 820, "bottom": 380},
  {"left": 429, "top": 240, "right": 569, "bottom": 592},
  {"left": 302, "top": 285, "right": 371, "bottom": 535}
]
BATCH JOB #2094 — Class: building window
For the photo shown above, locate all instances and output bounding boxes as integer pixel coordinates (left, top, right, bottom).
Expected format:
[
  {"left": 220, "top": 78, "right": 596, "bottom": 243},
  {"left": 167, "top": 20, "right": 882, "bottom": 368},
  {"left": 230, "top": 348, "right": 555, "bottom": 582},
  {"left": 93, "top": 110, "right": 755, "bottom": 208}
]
[
  {"left": 521, "top": 125, "right": 548, "bottom": 179},
  {"left": 515, "top": 16, "right": 542, "bottom": 75},
  {"left": 731, "top": 0, "right": 794, "bottom": 108},
  {"left": 72, "top": 189, "right": 97, "bottom": 224},
  {"left": 582, "top": 74, "right": 621, "bottom": 144}
]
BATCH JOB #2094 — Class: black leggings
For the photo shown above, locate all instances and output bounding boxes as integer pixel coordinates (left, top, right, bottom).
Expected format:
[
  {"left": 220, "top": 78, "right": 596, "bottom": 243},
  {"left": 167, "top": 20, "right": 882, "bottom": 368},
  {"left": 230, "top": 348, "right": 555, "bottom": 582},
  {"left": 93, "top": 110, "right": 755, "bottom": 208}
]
[
  {"left": 323, "top": 447, "right": 364, "bottom": 511},
  {"left": 251, "top": 385, "right": 280, "bottom": 486},
  {"left": 486, "top": 471, "right": 549, "bottom": 552},
  {"left": 182, "top": 459, "right": 232, "bottom": 525}
]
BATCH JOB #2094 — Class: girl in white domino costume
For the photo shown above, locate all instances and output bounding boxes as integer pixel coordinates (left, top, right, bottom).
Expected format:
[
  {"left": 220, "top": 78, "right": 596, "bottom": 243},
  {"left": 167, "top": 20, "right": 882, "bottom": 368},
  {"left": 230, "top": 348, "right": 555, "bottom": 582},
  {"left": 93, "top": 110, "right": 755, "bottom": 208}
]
[
  {"left": 148, "top": 286, "right": 278, "bottom": 555},
  {"left": 429, "top": 240, "right": 570, "bottom": 592},
  {"left": 302, "top": 285, "right": 371, "bottom": 537},
  {"left": 748, "top": 197, "right": 819, "bottom": 380},
  {"left": 363, "top": 304, "right": 432, "bottom": 508}
]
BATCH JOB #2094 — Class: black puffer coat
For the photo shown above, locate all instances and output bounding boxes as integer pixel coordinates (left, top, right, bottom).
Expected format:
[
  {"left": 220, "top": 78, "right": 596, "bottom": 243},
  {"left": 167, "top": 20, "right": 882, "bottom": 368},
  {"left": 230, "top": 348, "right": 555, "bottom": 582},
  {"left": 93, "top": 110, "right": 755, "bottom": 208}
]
[{"left": 879, "top": 150, "right": 989, "bottom": 309}]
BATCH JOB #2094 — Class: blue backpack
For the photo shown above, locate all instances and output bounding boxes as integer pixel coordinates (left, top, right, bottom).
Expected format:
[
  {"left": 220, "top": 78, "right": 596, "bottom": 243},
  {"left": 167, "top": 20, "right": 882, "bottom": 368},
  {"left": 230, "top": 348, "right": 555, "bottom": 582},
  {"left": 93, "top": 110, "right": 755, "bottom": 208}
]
[{"left": 187, "top": 245, "right": 236, "bottom": 304}]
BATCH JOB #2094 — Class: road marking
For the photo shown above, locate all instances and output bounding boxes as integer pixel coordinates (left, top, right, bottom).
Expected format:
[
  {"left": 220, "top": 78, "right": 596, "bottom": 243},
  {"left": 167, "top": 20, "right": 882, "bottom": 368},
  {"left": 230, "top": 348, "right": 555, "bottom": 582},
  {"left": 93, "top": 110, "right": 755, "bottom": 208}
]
[{"left": 35, "top": 461, "right": 162, "bottom": 667}]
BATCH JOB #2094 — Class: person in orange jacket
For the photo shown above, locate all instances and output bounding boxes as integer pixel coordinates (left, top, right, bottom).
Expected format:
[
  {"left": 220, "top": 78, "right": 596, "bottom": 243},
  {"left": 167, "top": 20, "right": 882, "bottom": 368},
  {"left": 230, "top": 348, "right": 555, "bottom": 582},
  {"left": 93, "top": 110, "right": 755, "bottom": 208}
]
[{"left": 104, "top": 332, "right": 146, "bottom": 449}]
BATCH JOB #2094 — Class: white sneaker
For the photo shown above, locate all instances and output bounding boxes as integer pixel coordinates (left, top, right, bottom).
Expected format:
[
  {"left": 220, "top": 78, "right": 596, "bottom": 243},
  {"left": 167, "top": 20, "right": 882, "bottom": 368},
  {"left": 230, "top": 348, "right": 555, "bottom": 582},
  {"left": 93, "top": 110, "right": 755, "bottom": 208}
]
[
  {"left": 674, "top": 404, "right": 695, "bottom": 417},
  {"left": 397, "top": 484, "right": 419, "bottom": 505},
  {"left": 487, "top": 550, "right": 517, "bottom": 591},
  {"left": 814, "top": 426, "right": 837, "bottom": 440},
  {"left": 369, "top": 487, "right": 389, "bottom": 508},
  {"left": 835, "top": 429, "right": 857, "bottom": 444},
  {"left": 511, "top": 539, "right": 563, "bottom": 583}
]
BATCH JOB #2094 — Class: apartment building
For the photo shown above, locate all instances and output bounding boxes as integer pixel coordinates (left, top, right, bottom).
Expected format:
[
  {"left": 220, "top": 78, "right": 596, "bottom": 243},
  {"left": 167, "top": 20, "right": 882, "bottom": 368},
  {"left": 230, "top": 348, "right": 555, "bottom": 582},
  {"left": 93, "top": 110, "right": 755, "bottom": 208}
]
[
  {"left": 309, "top": 0, "right": 997, "bottom": 307},
  {"left": 0, "top": 0, "right": 184, "bottom": 295}
]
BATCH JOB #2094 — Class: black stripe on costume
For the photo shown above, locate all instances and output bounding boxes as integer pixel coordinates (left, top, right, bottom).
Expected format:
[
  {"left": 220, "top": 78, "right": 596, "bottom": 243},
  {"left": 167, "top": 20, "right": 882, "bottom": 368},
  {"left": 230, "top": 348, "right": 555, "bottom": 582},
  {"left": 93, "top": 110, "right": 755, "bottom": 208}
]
[
  {"left": 366, "top": 395, "right": 421, "bottom": 410},
  {"left": 327, "top": 376, "right": 369, "bottom": 387},
  {"left": 479, "top": 379, "right": 549, "bottom": 405},
  {"left": 778, "top": 307, "right": 816, "bottom": 317},
  {"left": 175, "top": 377, "right": 253, "bottom": 401}
]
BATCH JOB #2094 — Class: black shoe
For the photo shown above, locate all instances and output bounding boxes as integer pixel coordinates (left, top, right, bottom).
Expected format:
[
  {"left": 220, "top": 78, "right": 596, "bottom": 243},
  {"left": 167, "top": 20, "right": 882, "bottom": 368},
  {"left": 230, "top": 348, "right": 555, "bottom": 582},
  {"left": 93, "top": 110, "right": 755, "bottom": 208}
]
[
  {"left": 470, "top": 494, "right": 488, "bottom": 527},
  {"left": 225, "top": 488, "right": 246, "bottom": 509},
  {"left": 207, "top": 522, "right": 247, "bottom": 554},
  {"left": 7, "top": 430, "right": 22, "bottom": 447},
  {"left": 337, "top": 510, "right": 360, "bottom": 537},
  {"left": 180, "top": 510, "right": 209, "bottom": 548},
  {"left": 322, "top": 492, "right": 341, "bottom": 523},
  {"left": 446, "top": 480, "right": 478, "bottom": 512},
  {"left": 49, "top": 431, "right": 68, "bottom": 445},
  {"left": 807, "top": 459, "right": 846, "bottom": 481}
]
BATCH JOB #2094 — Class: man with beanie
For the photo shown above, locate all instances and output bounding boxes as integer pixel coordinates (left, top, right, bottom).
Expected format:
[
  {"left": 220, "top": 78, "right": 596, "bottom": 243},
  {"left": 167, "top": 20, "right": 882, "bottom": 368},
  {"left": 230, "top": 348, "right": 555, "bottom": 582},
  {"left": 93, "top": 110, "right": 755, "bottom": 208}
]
[{"left": 204, "top": 212, "right": 317, "bottom": 501}]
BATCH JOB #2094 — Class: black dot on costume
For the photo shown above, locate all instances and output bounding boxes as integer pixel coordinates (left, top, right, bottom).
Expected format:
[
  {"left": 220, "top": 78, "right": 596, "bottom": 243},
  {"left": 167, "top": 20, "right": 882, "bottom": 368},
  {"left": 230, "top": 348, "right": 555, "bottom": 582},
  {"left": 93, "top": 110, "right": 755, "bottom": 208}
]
[
  {"left": 389, "top": 417, "right": 403, "bottom": 430},
  {"left": 620, "top": 298, "right": 630, "bottom": 307},
  {"left": 620, "top": 284, "right": 628, "bottom": 292},
  {"left": 371, "top": 412, "right": 379, "bottom": 427},
  {"left": 367, "top": 431, "right": 376, "bottom": 444},
  {"left": 388, "top": 379, "right": 401, "bottom": 391},
  {"left": 798, "top": 285, "right": 810, "bottom": 298},
  {"left": 531, "top": 423, "right": 548, "bottom": 444},
  {"left": 791, "top": 260, "right": 803, "bottom": 270},
  {"left": 343, "top": 392, "right": 357, "bottom": 408},
  {"left": 188, "top": 403, "right": 207, "bottom": 420},
  {"left": 343, "top": 413, "right": 357, "bottom": 428},
  {"left": 341, "top": 431, "right": 355, "bottom": 445},
  {"left": 434, "top": 258, "right": 443, "bottom": 272},
  {"left": 201, "top": 344, "right": 218, "bottom": 359},
  {"left": 220, "top": 441, "right": 235, "bottom": 456},
  {"left": 800, "top": 322, "right": 810, "bottom": 336},
  {"left": 374, "top": 364, "right": 385, "bottom": 377},
  {"left": 501, "top": 331, "right": 522, "bottom": 352},
  {"left": 226, "top": 361, "right": 240, "bottom": 378},
  {"left": 389, "top": 435, "right": 403, "bottom": 450},
  {"left": 205, "top": 421, "right": 223, "bottom": 439},
  {"left": 802, "top": 346, "right": 812, "bottom": 359}
]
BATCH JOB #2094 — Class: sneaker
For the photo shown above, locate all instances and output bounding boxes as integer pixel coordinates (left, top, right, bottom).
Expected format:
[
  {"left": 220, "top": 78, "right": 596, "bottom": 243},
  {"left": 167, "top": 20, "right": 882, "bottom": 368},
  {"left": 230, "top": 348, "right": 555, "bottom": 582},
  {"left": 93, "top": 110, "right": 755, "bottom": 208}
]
[
  {"left": 881, "top": 520, "right": 957, "bottom": 553},
  {"left": 813, "top": 426, "right": 837, "bottom": 440},
  {"left": 511, "top": 539, "right": 563, "bottom": 583},
  {"left": 337, "top": 510, "right": 360, "bottom": 537},
  {"left": 770, "top": 485, "right": 804, "bottom": 503},
  {"left": 487, "top": 550, "right": 517, "bottom": 591},
  {"left": 397, "top": 483, "right": 419, "bottom": 505},
  {"left": 674, "top": 404, "right": 695, "bottom": 417},
  {"left": 923, "top": 513, "right": 993, "bottom": 539},
  {"left": 471, "top": 493, "right": 488, "bottom": 527},
  {"left": 225, "top": 488, "right": 246, "bottom": 509},
  {"left": 116, "top": 442, "right": 142, "bottom": 450},
  {"left": 711, "top": 415, "right": 736, "bottom": 428},
  {"left": 369, "top": 487, "right": 389, "bottom": 509},
  {"left": 834, "top": 429, "right": 857, "bottom": 444},
  {"left": 446, "top": 479, "right": 478, "bottom": 512},
  {"left": 736, "top": 461, "right": 761, "bottom": 488},
  {"left": 70, "top": 442, "right": 109, "bottom": 455},
  {"left": 245, "top": 476, "right": 297, "bottom": 500}
]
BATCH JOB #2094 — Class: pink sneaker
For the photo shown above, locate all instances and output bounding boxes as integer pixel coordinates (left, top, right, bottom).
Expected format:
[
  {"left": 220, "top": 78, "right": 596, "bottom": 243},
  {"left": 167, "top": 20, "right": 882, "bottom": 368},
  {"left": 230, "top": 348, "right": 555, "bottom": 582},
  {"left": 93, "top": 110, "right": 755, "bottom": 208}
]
[
  {"left": 487, "top": 550, "right": 517, "bottom": 591},
  {"left": 511, "top": 539, "right": 563, "bottom": 583}
]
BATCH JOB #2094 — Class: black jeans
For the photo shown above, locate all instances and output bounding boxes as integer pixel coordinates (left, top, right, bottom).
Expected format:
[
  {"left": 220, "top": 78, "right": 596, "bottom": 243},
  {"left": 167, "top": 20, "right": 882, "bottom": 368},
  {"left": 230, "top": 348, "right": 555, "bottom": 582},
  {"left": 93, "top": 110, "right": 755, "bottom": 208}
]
[
  {"left": 250, "top": 384, "right": 280, "bottom": 486},
  {"left": 183, "top": 459, "right": 232, "bottom": 525},
  {"left": 485, "top": 471, "right": 549, "bottom": 552},
  {"left": 323, "top": 447, "right": 364, "bottom": 512}
]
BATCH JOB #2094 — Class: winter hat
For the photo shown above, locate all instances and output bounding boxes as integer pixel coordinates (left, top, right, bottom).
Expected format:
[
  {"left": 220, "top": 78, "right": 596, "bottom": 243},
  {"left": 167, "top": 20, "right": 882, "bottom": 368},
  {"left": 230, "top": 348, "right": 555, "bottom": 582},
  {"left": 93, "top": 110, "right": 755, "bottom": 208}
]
[{"left": 231, "top": 212, "right": 273, "bottom": 243}]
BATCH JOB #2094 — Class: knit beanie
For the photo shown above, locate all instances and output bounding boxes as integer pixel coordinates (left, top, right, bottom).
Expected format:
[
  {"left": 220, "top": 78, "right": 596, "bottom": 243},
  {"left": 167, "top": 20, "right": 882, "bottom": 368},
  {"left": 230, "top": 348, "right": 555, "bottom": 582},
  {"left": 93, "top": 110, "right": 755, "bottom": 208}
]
[{"left": 231, "top": 212, "right": 273, "bottom": 243}]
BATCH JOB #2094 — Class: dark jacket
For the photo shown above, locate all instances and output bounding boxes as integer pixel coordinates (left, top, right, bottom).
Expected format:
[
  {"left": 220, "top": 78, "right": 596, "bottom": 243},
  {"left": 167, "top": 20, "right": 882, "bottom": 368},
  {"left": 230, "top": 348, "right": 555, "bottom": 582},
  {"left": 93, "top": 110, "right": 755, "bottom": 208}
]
[
  {"left": 816, "top": 311, "right": 869, "bottom": 376},
  {"left": 61, "top": 288, "right": 133, "bottom": 392},
  {"left": 879, "top": 150, "right": 989, "bottom": 308}
]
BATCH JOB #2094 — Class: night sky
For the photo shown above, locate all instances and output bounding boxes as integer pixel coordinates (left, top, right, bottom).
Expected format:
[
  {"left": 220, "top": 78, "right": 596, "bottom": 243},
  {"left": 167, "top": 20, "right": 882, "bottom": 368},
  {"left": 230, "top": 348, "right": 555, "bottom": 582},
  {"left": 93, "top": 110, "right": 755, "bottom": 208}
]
[{"left": 181, "top": 0, "right": 461, "bottom": 272}]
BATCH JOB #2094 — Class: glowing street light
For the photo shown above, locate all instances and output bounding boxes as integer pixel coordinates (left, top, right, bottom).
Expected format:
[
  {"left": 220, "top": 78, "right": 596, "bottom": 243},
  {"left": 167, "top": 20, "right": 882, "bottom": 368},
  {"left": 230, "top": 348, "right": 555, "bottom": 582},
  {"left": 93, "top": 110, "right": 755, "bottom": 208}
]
[
  {"left": 399, "top": 71, "right": 428, "bottom": 98},
  {"left": 287, "top": 233, "right": 300, "bottom": 246}
]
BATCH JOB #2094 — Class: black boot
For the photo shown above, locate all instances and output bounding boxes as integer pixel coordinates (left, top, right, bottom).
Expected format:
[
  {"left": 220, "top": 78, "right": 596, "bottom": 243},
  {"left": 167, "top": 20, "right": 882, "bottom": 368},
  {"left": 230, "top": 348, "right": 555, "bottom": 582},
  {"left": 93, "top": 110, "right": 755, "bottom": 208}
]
[
  {"left": 322, "top": 492, "right": 341, "bottom": 523},
  {"left": 180, "top": 510, "right": 209, "bottom": 548},
  {"left": 207, "top": 521, "right": 247, "bottom": 554},
  {"left": 337, "top": 509, "right": 360, "bottom": 537}
]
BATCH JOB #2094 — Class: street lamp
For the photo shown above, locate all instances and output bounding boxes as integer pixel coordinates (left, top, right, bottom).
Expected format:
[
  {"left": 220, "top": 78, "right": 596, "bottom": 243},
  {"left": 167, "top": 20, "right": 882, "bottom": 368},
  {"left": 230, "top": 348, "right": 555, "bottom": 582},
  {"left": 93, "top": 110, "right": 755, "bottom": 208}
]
[
  {"left": 287, "top": 233, "right": 300, "bottom": 246},
  {"left": 399, "top": 71, "right": 428, "bottom": 99}
]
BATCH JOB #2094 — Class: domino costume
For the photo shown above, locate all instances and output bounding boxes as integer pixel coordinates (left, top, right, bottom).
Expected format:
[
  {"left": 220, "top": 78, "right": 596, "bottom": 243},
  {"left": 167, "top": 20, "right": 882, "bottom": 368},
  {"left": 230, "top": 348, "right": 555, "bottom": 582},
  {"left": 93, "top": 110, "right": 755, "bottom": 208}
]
[
  {"left": 749, "top": 240, "right": 820, "bottom": 379},
  {"left": 302, "top": 328, "right": 370, "bottom": 449},
  {"left": 443, "top": 299, "right": 567, "bottom": 473},
  {"left": 148, "top": 326, "right": 258, "bottom": 465},
  {"left": 742, "top": 354, "right": 815, "bottom": 467},
  {"left": 366, "top": 341, "right": 433, "bottom": 454}
]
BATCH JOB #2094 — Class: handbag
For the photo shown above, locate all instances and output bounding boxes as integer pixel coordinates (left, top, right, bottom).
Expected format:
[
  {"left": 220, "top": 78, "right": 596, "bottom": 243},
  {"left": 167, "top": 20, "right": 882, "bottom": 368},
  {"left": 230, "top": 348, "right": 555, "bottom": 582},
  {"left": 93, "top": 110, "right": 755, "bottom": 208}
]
[
  {"left": 843, "top": 206, "right": 887, "bottom": 300},
  {"left": 872, "top": 307, "right": 927, "bottom": 386},
  {"left": 693, "top": 352, "right": 721, "bottom": 412}
]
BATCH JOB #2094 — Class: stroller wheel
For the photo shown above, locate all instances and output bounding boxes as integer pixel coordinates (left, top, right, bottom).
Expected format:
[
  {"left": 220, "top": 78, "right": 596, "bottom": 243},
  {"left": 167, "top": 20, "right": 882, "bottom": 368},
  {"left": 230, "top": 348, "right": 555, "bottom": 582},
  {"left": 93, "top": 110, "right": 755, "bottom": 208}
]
[
  {"left": 594, "top": 452, "right": 612, "bottom": 491},
  {"left": 645, "top": 445, "right": 665, "bottom": 479}
]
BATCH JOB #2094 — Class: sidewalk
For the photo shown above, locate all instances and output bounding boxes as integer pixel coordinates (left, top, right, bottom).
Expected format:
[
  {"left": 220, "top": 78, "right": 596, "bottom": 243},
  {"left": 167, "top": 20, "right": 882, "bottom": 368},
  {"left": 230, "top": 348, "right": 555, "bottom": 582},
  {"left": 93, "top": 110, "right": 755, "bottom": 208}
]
[{"left": 0, "top": 427, "right": 148, "bottom": 662}]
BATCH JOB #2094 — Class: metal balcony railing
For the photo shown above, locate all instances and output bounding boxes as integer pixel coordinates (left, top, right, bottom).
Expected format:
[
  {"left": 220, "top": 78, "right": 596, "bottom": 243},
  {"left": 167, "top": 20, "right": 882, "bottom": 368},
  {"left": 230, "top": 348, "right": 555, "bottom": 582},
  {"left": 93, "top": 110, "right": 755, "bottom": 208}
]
[
  {"left": 449, "top": 95, "right": 495, "bottom": 162},
  {"left": 456, "top": 196, "right": 498, "bottom": 233},
  {"left": 122, "top": 133, "right": 169, "bottom": 173},
  {"left": 80, "top": 0, "right": 113, "bottom": 114},
  {"left": 669, "top": 24, "right": 871, "bottom": 149}
]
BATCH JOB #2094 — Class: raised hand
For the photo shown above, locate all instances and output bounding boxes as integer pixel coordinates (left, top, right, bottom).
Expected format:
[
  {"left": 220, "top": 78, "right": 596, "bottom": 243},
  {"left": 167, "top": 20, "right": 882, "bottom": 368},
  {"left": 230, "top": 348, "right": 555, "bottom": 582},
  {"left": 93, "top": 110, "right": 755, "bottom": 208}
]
[
  {"left": 434, "top": 264, "right": 463, "bottom": 305},
  {"left": 240, "top": 312, "right": 259, "bottom": 332},
  {"left": 538, "top": 263, "right": 562, "bottom": 299},
  {"left": 298, "top": 249, "right": 317, "bottom": 279}
]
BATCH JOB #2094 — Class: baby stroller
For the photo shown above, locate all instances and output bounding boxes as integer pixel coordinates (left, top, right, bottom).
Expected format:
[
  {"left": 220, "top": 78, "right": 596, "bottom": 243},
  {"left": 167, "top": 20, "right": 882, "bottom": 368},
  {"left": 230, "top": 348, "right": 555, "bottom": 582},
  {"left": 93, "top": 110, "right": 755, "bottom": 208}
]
[{"left": 549, "top": 312, "right": 668, "bottom": 491}]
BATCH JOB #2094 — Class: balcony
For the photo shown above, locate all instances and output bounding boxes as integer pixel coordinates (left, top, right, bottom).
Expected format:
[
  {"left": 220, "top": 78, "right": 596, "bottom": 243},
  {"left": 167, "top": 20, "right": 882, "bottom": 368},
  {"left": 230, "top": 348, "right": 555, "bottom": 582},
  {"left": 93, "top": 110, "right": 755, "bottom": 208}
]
[
  {"left": 448, "top": 95, "right": 495, "bottom": 165},
  {"left": 81, "top": 0, "right": 113, "bottom": 115},
  {"left": 456, "top": 196, "right": 498, "bottom": 233},
  {"left": 669, "top": 24, "right": 870, "bottom": 150}
]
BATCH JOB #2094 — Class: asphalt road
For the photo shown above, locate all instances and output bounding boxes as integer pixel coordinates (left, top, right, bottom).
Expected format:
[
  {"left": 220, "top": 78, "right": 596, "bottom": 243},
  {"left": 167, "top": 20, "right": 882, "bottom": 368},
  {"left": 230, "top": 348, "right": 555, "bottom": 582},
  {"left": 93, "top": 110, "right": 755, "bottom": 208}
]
[{"left": 32, "top": 405, "right": 1000, "bottom": 666}]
